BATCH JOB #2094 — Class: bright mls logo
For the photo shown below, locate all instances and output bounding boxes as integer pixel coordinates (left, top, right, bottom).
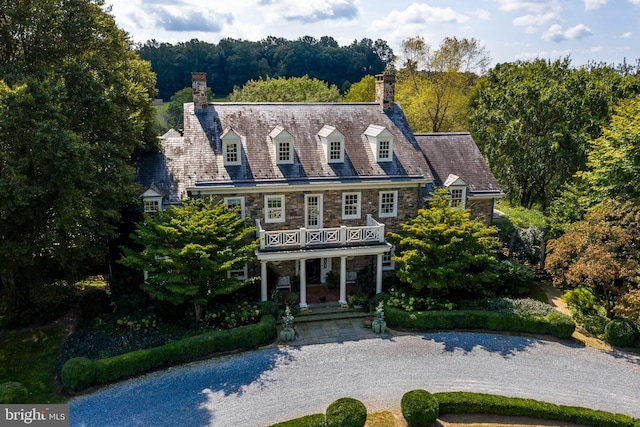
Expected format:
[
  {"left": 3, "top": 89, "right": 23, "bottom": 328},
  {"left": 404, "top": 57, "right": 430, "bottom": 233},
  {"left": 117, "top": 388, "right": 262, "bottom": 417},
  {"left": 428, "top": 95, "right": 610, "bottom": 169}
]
[{"left": 1, "top": 405, "right": 69, "bottom": 426}]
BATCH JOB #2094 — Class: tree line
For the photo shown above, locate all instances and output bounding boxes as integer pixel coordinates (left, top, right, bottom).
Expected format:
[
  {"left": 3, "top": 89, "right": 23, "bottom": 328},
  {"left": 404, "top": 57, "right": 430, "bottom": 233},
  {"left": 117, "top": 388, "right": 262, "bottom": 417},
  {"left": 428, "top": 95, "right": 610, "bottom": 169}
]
[{"left": 136, "top": 36, "right": 394, "bottom": 100}]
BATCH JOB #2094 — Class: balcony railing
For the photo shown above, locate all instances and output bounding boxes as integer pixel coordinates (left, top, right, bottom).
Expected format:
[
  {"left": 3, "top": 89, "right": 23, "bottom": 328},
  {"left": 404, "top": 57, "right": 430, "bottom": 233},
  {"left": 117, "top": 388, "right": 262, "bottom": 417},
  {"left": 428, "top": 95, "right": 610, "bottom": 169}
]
[{"left": 256, "top": 214, "right": 385, "bottom": 250}]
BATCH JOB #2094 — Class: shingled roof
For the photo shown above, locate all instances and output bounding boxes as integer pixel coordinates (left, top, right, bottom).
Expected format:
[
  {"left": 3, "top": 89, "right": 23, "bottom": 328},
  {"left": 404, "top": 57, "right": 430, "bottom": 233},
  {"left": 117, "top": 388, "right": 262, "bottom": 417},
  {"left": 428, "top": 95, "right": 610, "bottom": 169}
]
[
  {"left": 414, "top": 132, "right": 502, "bottom": 196},
  {"left": 138, "top": 102, "right": 434, "bottom": 202}
]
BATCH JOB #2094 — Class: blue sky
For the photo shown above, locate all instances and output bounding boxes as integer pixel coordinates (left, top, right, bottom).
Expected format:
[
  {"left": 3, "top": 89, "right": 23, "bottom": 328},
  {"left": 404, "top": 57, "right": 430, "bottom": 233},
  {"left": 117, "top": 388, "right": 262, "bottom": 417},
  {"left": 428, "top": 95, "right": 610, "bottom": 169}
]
[{"left": 106, "top": 0, "right": 640, "bottom": 68}]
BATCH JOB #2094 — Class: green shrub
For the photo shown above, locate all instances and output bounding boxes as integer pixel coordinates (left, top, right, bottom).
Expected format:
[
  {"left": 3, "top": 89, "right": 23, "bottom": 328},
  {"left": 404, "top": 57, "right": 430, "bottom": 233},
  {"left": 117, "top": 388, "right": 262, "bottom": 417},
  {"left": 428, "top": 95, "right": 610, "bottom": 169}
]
[
  {"left": 260, "top": 300, "right": 279, "bottom": 318},
  {"left": 0, "top": 382, "right": 28, "bottom": 404},
  {"left": 385, "top": 307, "right": 575, "bottom": 339},
  {"left": 434, "top": 392, "right": 637, "bottom": 427},
  {"left": 61, "top": 357, "right": 95, "bottom": 392},
  {"left": 325, "top": 397, "right": 367, "bottom": 427},
  {"left": 77, "top": 289, "right": 112, "bottom": 328},
  {"left": 604, "top": 319, "right": 638, "bottom": 347},
  {"left": 401, "top": 389, "right": 439, "bottom": 426},
  {"left": 269, "top": 414, "right": 326, "bottom": 427}
]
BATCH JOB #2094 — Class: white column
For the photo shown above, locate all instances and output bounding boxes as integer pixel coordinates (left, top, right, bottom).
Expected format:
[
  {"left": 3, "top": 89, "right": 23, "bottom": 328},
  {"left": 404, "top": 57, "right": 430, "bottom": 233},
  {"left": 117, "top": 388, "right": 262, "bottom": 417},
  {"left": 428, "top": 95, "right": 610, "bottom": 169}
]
[
  {"left": 339, "top": 256, "right": 347, "bottom": 306},
  {"left": 261, "top": 261, "right": 268, "bottom": 302},
  {"left": 299, "top": 258, "right": 308, "bottom": 310},
  {"left": 376, "top": 253, "right": 383, "bottom": 294}
]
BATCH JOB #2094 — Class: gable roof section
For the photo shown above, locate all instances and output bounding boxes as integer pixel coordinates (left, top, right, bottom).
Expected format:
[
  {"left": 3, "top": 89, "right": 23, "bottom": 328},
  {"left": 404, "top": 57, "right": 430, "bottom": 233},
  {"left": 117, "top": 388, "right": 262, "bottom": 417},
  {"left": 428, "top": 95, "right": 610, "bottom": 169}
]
[{"left": 414, "top": 133, "right": 502, "bottom": 196}]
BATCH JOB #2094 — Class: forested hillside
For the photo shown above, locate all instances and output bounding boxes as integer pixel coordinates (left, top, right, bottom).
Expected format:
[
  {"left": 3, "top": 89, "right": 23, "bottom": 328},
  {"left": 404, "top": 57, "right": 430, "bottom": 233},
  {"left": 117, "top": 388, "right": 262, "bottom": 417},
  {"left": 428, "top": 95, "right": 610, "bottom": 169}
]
[{"left": 136, "top": 36, "right": 394, "bottom": 100}]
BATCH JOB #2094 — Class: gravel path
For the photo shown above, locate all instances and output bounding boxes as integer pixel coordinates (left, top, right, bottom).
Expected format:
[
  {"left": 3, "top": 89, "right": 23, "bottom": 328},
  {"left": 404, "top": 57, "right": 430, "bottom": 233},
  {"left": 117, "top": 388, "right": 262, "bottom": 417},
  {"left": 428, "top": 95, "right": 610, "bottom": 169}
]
[{"left": 69, "top": 332, "right": 640, "bottom": 427}]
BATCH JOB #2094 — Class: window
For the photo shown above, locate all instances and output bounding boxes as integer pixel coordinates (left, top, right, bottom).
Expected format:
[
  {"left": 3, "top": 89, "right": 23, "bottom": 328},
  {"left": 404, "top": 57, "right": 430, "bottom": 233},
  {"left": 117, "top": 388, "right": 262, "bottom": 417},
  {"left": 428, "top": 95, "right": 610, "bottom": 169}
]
[
  {"left": 450, "top": 188, "right": 464, "bottom": 208},
  {"left": 379, "top": 191, "right": 397, "bottom": 217},
  {"left": 224, "top": 197, "right": 245, "bottom": 217},
  {"left": 382, "top": 246, "right": 395, "bottom": 271},
  {"left": 278, "top": 141, "right": 291, "bottom": 163},
  {"left": 342, "top": 192, "right": 361, "bottom": 219},
  {"left": 265, "top": 195, "right": 285, "bottom": 223},
  {"left": 144, "top": 199, "right": 160, "bottom": 215},
  {"left": 228, "top": 265, "right": 248, "bottom": 281},
  {"left": 329, "top": 141, "right": 342, "bottom": 161},
  {"left": 378, "top": 140, "right": 391, "bottom": 160},
  {"left": 224, "top": 141, "right": 240, "bottom": 165}
]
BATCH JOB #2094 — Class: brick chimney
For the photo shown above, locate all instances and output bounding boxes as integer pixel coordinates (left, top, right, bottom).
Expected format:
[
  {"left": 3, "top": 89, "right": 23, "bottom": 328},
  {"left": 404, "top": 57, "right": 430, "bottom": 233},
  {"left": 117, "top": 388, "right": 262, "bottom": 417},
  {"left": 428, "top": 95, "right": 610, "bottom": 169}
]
[
  {"left": 192, "top": 72, "right": 208, "bottom": 112},
  {"left": 375, "top": 73, "right": 395, "bottom": 110}
]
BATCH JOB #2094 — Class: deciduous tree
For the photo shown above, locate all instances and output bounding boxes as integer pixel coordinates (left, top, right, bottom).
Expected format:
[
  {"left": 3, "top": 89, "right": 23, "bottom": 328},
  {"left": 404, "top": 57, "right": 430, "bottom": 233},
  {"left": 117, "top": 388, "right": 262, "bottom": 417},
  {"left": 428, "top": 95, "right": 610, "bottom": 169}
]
[
  {"left": 229, "top": 75, "right": 341, "bottom": 102},
  {"left": 119, "top": 199, "right": 258, "bottom": 320}
]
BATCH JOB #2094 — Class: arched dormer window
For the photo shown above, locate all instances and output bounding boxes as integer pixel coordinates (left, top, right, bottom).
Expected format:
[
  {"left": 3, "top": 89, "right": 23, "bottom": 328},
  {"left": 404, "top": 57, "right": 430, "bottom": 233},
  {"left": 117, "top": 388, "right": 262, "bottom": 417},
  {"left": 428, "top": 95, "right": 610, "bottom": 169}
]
[
  {"left": 318, "top": 125, "right": 344, "bottom": 163},
  {"left": 221, "top": 128, "right": 242, "bottom": 166},
  {"left": 364, "top": 124, "right": 394, "bottom": 162},
  {"left": 269, "top": 126, "right": 294, "bottom": 165}
]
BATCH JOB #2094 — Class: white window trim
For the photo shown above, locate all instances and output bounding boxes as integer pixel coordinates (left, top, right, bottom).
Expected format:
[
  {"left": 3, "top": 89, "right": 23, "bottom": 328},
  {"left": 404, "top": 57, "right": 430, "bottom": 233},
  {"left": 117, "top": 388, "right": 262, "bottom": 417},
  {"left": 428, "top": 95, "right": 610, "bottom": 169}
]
[
  {"left": 328, "top": 140, "right": 344, "bottom": 163},
  {"left": 276, "top": 141, "right": 294, "bottom": 164},
  {"left": 143, "top": 197, "right": 162, "bottom": 214},
  {"left": 449, "top": 186, "right": 467, "bottom": 209},
  {"left": 379, "top": 190, "right": 398, "bottom": 218},
  {"left": 223, "top": 140, "right": 241, "bottom": 166},
  {"left": 378, "top": 139, "right": 392, "bottom": 161},
  {"left": 264, "top": 195, "right": 285, "bottom": 223},
  {"left": 342, "top": 192, "right": 361, "bottom": 219},
  {"left": 304, "top": 194, "right": 323, "bottom": 229},
  {"left": 227, "top": 264, "right": 248, "bottom": 281},
  {"left": 382, "top": 246, "right": 395, "bottom": 271},
  {"left": 224, "top": 196, "right": 245, "bottom": 217}
]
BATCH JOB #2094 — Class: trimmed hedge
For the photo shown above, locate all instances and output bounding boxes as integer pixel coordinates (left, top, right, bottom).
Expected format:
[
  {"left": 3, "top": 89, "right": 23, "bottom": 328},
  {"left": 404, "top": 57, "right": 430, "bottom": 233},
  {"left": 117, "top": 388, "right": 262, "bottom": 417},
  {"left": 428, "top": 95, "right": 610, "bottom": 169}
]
[
  {"left": 0, "top": 382, "right": 28, "bottom": 404},
  {"left": 325, "top": 397, "right": 367, "bottom": 427},
  {"left": 385, "top": 307, "right": 575, "bottom": 339},
  {"left": 61, "top": 357, "right": 96, "bottom": 392},
  {"left": 401, "top": 389, "right": 439, "bottom": 426},
  {"left": 269, "top": 414, "right": 326, "bottom": 427},
  {"left": 434, "top": 392, "right": 638, "bottom": 427},
  {"left": 62, "top": 315, "right": 276, "bottom": 391},
  {"left": 604, "top": 319, "right": 638, "bottom": 347}
]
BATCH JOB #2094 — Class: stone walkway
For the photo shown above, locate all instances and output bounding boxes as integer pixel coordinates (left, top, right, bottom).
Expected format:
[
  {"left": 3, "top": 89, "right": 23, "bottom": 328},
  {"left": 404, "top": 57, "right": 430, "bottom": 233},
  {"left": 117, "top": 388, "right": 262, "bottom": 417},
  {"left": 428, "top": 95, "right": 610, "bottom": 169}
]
[{"left": 283, "top": 317, "right": 382, "bottom": 346}]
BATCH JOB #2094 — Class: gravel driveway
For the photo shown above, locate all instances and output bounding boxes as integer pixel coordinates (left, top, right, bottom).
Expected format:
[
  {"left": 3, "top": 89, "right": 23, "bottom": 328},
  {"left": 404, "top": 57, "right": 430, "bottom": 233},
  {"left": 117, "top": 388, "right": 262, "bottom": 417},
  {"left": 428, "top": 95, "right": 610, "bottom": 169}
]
[{"left": 69, "top": 332, "right": 640, "bottom": 427}]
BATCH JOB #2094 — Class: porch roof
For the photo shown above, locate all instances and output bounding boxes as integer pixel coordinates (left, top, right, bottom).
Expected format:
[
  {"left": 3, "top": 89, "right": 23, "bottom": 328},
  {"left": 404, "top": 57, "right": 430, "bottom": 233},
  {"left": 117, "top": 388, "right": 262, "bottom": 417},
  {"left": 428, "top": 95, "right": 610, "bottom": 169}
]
[{"left": 255, "top": 242, "right": 392, "bottom": 262}]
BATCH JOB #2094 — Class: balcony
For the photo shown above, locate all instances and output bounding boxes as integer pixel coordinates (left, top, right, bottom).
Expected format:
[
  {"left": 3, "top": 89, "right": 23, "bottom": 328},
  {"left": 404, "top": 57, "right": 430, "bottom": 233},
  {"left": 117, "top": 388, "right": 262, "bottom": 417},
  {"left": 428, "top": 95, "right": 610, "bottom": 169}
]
[{"left": 256, "top": 214, "right": 385, "bottom": 250}]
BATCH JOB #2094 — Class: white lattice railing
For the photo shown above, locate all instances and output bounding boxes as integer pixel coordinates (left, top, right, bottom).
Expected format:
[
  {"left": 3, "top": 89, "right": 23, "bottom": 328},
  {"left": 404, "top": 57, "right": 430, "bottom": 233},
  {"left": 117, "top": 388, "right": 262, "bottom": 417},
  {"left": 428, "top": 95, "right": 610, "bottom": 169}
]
[{"left": 257, "top": 214, "right": 385, "bottom": 250}]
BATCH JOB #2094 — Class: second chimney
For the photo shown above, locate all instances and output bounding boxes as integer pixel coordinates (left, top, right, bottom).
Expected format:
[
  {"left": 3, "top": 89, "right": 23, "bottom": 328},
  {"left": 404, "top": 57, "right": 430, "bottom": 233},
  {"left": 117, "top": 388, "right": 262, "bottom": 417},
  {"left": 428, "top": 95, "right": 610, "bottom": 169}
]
[
  {"left": 192, "top": 72, "right": 208, "bottom": 112},
  {"left": 375, "top": 73, "right": 395, "bottom": 110}
]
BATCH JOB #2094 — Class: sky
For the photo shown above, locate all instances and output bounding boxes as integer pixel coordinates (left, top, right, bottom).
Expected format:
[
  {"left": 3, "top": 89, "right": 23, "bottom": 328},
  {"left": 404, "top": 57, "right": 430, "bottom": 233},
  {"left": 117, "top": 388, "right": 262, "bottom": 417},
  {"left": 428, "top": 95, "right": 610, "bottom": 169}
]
[{"left": 105, "top": 0, "right": 640, "bottom": 69}]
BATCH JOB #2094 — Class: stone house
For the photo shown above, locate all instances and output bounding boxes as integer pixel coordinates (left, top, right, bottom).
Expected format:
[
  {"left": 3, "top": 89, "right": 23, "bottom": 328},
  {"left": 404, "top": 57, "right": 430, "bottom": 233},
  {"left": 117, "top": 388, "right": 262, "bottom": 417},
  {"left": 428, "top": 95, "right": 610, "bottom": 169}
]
[{"left": 138, "top": 72, "right": 502, "bottom": 308}]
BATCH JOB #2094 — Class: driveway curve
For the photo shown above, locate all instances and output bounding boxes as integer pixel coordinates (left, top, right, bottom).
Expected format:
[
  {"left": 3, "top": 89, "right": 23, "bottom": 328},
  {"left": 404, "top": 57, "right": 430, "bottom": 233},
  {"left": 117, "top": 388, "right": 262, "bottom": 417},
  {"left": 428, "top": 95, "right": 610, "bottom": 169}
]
[{"left": 70, "top": 332, "right": 640, "bottom": 427}]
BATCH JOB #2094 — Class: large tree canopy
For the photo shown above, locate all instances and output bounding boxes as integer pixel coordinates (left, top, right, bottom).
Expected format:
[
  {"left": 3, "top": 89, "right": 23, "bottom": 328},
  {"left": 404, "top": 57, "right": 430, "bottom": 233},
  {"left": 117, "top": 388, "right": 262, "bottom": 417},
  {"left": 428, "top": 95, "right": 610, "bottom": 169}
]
[
  {"left": 118, "top": 199, "right": 258, "bottom": 320},
  {"left": 0, "top": 0, "right": 157, "bottom": 309},
  {"left": 469, "top": 58, "right": 639, "bottom": 209},
  {"left": 229, "top": 75, "right": 342, "bottom": 102}
]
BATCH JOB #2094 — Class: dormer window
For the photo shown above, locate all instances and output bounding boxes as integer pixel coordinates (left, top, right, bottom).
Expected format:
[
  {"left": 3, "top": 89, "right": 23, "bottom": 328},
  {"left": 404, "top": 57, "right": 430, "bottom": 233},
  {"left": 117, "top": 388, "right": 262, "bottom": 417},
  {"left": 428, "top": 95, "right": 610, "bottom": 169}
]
[
  {"left": 141, "top": 185, "right": 166, "bottom": 216},
  {"left": 221, "top": 128, "right": 242, "bottom": 166},
  {"left": 318, "top": 125, "right": 344, "bottom": 163},
  {"left": 364, "top": 125, "right": 394, "bottom": 162},
  {"left": 269, "top": 126, "right": 294, "bottom": 165},
  {"left": 444, "top": 174, "right": 467, "bottom": 209}
]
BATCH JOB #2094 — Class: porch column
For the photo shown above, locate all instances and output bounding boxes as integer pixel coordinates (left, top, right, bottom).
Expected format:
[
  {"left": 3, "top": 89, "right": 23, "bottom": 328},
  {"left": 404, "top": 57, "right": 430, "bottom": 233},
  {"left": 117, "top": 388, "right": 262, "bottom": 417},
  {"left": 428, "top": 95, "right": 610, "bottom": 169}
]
[
  {"left": 299, "top": 259, "right": 308, "bottom": 310},
  {"left": 339, "top": 256, "right": 347, "bottom": 306},
  {"left": 260, "top": 261, "right": 268, "bottom": 302},
  {"left": 376, "top": 253, "right": 383, "bottom": 294}
]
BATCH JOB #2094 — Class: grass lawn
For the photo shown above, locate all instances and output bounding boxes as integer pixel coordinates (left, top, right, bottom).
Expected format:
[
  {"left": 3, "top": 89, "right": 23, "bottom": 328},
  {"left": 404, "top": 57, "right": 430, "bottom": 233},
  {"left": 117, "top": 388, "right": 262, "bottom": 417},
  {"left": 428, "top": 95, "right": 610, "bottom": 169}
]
[{"left": 0, "top": 325, "right": 69, "bottom": 403}]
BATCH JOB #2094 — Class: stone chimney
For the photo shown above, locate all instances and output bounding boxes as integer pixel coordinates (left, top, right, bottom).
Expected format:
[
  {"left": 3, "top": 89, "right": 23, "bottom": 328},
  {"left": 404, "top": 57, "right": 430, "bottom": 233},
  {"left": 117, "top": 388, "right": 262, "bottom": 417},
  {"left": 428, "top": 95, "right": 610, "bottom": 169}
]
[
  {"left": 192, "top": 72, "right": 208, "bottom": 112},
  {"left": 375, "top": 73, "right": 395, "bottom": 110}
]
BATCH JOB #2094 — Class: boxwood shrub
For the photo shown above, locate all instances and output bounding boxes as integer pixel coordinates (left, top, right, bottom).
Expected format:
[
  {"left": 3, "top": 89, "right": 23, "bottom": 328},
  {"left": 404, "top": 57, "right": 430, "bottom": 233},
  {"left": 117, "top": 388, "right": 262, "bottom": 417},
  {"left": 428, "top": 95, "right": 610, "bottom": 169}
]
[
  {"left": 604, "top": 319, "right": 638, "bottom": 347},
  {"left": 325, "top": 397, "right": 367, "bottom": 427},
  {"left": 0, "top": 382, "right": 28, "bottom": 404},
  {"left": 269, "top": 414, "right": 326, "bottom": 427},
  {"left": 401, "top": 389, "right": 439, "bottom": 426},
  {"left": 434, "top": 392, "right": 638, "bottom": 427},
  {"left": 63, "top": 315, "right": 276, "bottom": 390},
  {"left": 61, "top": 357, "right": 96, "bottom": 392},
  {"left": 385, "top": 307, "right": 575, "bottom": 339}
]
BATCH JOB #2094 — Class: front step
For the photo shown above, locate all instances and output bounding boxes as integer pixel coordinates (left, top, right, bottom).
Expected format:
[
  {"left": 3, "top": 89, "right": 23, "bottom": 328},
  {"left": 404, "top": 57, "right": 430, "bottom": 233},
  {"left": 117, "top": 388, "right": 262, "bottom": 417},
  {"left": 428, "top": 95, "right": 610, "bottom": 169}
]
[{"left": 277, "top": 305, "right": 370, "bottom": 324}]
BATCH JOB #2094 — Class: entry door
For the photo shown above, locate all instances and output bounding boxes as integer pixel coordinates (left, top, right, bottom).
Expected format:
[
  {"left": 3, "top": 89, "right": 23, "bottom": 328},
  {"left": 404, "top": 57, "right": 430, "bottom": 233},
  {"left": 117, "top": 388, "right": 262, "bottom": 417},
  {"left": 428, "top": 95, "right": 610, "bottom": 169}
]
[{"left": 305, "top": 194, "right": 323, "bottom": 229}]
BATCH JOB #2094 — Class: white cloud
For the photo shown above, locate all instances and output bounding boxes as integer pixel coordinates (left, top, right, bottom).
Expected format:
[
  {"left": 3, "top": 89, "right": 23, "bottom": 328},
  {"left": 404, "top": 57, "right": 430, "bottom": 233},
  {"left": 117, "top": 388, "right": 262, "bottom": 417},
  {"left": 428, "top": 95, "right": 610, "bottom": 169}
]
[
  {"left": 629, "top": 0, "right": 640, "bottom": 4},
  {"left": 473, "top": 9, "right": 492, "bottom": 20},
  {"left": 371, "top": 3, "right": 469, "bottom": 32},
  {"left": 584, "top": 0, "right": 607, "bottom": 10},
  {"left": 622, "top": 31, "right": 633, "bottom": 38},
  {"left": 512, "top": 12, "right": 557, "bottom": 26},
  {"left": 495, "top": 0, "right": 560, "bottom": 13},
  {"left": 267, "top": 0, "right": 360, "bottom": 23},
  {"left": 542, "top": 23, "right": 592, "bottom": 42}
]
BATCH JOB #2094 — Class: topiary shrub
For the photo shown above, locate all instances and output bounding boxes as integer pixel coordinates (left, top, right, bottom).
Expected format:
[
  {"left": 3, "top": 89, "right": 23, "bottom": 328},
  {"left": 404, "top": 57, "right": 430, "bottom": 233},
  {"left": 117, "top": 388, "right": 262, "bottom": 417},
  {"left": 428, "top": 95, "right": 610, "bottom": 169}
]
[
  {"left": 325, "top": 397, "right": 367, "bottom": 427},
  {"left": 76, "top": 288, "right": 112, "bottom": 328},
  {"left": 401, "top": 389, "right": 439, "bottom": 426},
  {"left": 0, "top": 382, "right": 28, "bottom": 404},
  {"left": 604, "top": 319, "right": 638, "bottom": 347},
  {"left": 61, "top": 357, "right": 96, "bottom": 392}
]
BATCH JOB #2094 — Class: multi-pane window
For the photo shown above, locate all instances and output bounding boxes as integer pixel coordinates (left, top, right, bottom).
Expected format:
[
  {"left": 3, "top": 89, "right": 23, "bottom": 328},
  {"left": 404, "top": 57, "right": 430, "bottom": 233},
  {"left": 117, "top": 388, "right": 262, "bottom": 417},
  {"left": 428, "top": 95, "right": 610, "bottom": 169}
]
[
  {"left": 278, "top": 141, "right": 291, "bottom": 163},
  {"left": 342, "top": 192, "right": 361, "bottom": 219},
  {"left": 382, "top": 246, "right": 395, "bottom": 271},
  {"left": 224, "top": 197, "right": 245, "bottom": 217},
  {"left": 225, "top": 142, "right": 239, "bottom": 165},
  {"left": 450, "top": 188, "right": 464, "bottom": 208},
  {"left": 378, "top": 140, "right": 391, "bottom": 160},
  {"left": 144, "top": 200, "right": 160, "bottom": 215},
  {"left": 265, "top": 195, "right": 285, "bottom": 223},
  {"left": 228, "top": 265, "right": 248, "bottom": 281},
  {"left": 379, "top": 191, "right": 397, "bottom": 217},
  {"left": 329, "top": 141, "right": 342, "bottom": 161}
]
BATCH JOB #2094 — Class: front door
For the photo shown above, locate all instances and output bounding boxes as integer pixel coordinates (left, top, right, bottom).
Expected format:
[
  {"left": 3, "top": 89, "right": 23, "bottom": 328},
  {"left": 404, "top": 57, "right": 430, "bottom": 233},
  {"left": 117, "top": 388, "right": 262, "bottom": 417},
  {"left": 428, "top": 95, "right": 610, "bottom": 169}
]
[
  {"left": 305, "top": 194, "right": 323, "bottom": 229},
  {"left": 320, "top": 257, "right": 332, "bottom": 284}
]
